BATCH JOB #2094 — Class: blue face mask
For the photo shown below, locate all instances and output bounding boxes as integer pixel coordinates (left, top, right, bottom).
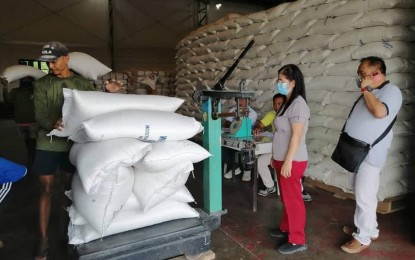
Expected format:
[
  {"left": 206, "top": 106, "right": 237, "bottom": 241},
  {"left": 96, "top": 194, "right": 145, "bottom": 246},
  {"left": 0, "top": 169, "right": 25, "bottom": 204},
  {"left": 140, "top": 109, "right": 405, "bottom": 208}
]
[{"left": 276, "top": 82, "right": 290, "bottom": 95}]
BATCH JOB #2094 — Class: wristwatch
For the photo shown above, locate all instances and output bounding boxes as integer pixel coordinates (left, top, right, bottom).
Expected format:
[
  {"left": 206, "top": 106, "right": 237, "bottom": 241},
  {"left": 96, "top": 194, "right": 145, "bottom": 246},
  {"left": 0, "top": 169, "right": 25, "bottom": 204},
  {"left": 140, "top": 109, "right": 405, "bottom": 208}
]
[{"left": 361, "top": 86, "right": 373, "bottom": 93}]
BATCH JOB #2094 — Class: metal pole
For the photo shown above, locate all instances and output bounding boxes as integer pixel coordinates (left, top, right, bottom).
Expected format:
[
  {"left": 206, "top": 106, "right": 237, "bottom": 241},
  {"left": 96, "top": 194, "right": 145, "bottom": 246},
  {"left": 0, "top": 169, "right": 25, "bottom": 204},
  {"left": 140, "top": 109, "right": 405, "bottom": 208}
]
[
  {"left": 202, "top": 97, "right": 222, "bottom": 214},
  {"left": 108, "top": 0, "right": 115, "bottom": 70}
]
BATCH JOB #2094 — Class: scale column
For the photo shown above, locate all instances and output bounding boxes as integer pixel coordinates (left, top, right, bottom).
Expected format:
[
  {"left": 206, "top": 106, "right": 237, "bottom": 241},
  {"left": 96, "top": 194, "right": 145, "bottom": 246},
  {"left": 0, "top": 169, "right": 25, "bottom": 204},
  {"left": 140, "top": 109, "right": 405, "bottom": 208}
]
[{"left": 201, "top": 97, "right": 222, "bottom": 214}]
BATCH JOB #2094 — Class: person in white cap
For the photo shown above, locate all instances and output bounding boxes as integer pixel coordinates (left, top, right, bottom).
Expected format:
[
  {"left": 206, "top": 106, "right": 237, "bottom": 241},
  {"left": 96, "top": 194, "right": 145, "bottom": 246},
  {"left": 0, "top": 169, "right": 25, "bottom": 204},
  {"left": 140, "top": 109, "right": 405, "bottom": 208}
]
[{"left": 33, "top": 41, "right": 123, "bottom": 260}]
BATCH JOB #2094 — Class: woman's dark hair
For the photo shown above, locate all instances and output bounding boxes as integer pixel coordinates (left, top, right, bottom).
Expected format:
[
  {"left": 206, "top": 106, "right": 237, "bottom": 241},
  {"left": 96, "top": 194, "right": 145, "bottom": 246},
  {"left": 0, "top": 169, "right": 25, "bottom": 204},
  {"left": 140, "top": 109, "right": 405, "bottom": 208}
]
[
  {"left": 277, "top": 64, "right": 306, "bottom": 116},
  {"left": 360, "top": 56, "right": 386, "bottom": 75}
]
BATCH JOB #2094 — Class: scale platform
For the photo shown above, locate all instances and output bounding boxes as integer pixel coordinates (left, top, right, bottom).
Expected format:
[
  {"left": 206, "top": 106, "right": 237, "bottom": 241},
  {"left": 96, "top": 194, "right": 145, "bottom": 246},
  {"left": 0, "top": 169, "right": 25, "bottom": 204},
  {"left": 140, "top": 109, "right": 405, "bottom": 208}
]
[
  {"left": 222, "top": 133, "right": 272, "bottom": 155},
  {"left": 74, "top": 209, "right": 219, "bottom": 260}
]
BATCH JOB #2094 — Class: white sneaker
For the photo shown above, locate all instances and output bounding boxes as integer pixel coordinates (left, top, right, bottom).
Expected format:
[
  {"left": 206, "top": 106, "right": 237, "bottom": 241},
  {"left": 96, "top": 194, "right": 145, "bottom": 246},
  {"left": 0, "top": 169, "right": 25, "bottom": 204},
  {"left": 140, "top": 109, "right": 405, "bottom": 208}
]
[
  {"left": 224, "top": 168, "right": 241, "bottom": 179},
  {"left": 242, "top": 170, "right": 251, "bottom": 182},
  {"left": 258, "top": 186, "right": 276, "bottom": 196}
]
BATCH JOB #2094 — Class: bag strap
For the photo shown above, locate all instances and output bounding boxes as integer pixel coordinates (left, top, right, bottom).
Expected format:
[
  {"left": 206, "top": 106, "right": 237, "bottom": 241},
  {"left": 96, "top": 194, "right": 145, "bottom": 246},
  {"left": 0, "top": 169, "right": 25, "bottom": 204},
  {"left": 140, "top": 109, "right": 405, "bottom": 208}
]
[
  {"left": 341, "top": 96, "right": 362, "bottom": 132},
  {"left": 340, "top": 95, "right": 396, "bottom": 148},
  {"left": 371, "top": 116, "right": 396, "bottom": 148}
]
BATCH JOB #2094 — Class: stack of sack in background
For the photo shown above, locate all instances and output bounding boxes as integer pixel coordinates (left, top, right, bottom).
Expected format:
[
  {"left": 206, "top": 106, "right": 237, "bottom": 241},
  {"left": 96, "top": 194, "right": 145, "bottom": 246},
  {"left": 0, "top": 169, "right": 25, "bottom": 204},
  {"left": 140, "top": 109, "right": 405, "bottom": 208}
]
[
  {"left": 0, "top": 51, "right": 113, "bottom": 96},
  {"left": 123, "top": 69, "right": 176, "bottom": 96},
  {"left": 96, "top": 72, "right": 128, "bottom": 93},
  {"left": 174, "top": 0, "right": 415, "bottom": 201},
  {"left": 45, "top": 89, "right": 209, "bottom": 244}
]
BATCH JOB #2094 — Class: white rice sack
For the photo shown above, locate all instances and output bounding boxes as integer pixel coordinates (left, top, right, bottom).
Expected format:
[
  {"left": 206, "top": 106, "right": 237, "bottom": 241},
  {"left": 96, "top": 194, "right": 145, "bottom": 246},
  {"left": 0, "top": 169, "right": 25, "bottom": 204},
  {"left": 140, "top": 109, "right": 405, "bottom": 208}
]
[
  {"left": 319, "top": 104, "right": 351, "bottom": 119},
  {"left": 133, "top": 161, "right": 194, "bottom": 212},
  {"left": 48, "top": 88, "right": 184, "bottom": 137},
  {"left": 70, "top": 109, "right": 203, "bottom": 143},
  {"left": 352, "top": 41, "right": 415, "bottom": 60},
  {"left": 323, "top": 46, "right": 360, "bottom": 64},
  {"left": 0, "top": 65, "right": 46, "bottom": 84},
  {"left": 263, "top": 13, "right": 295, "bottom": 32},
  {"left": 298, "top": 63, "right": 326, "bottom": 77},
  {"left": 68, "top": 52, "right": 112, "bottom": 80},
  {"left": 68, "top": 205, "right": 88, "bottom": 226},
  {"left": 353, "top": 9, "right": 415, "bottom": 28},
  {"left": 122, "top": 193, "right": 142, "bottom": 211},
  {"left": 274, "top": 21, "right": 315, "bottom": 42},
  {"left": 306, "top": 90, "right": 330, "bottom": 103},
  {"left": 235, "top": 22, "right": 267, "bottom": 38},
  {"left": 385, "top": 57, "right": 415, "bottom": 74},
  {"left": 266, "top": 3, "right": 290, "bottom": 20},
  {"left": 309, "top": 114, "right": 331, "bottom": 128},
  {"left": 307, "top": 13, "right": 362, "bottom": 35},
  {"left": 170, "top": 186, "right": 195, "bottom": 204},
  {"left": 307, "top": 76, "right": 345, "bottom": 91},
  {"left": 70, "top": 138, "right": 151, "bottom": 194},
  {"left": 71, "top": 168, "right": 133, "bottom": 234},
  {"left": 328, "top": 26, "right": 415, "bottom": 50},
  {"left": 331, "top": 0, "right": 415, "bottom": 17},
  {"left": 282, "top": 0, "right": 305, "bottom": 15},
  {"left": 258, "top": 41, "right": 295, "bottom": 58},
  {"left": 287, "top": 35, "right": 335, "bottom": 53},
  {"left": 307, "top": 139, "right": 330, "bottom": 153},
  {"left": 134, "top": 140, "right": 211, "bottom": 172},
  {"left": 254, "top": 30, "right": 279, "bottom": 46},
  {"left": 325, "top": 61, "right": 361, "bottom": 77},
  {"left": 68, "top": 200, "right": 199, "bottom": 245},
  {"left": 324, "top": 118, "right": 345, "bottom": 132},
  {"left": 307, "top": 127, "right": 340, "bottom": 144},
  {"left": 292, "top": 2, "right": 342, "bottom": 26},
  {"left": 308, "top": 101, "right": 325, "bottom": 114},
  {"left": 281, "top": 51, "right": 308, "bottom": 65},
  {"left": 388, "top": 73, "right": 414, "bottom": 89},
  {"left": 300, "top": 49, "right": 332, "bottom": 64},
  {"left": 323, "top": 91, "right": 360, "bottom": 107}
]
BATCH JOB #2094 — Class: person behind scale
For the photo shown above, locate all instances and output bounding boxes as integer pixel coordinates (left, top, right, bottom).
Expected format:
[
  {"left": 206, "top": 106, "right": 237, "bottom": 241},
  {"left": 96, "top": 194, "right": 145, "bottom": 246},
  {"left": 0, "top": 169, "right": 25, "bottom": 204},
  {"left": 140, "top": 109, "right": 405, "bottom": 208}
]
[
  {"left": 222, "top": 97, "right": 257, "bottom": 181},
  {"left": 253, "top": 93, "right": 285, "bottom": 196}
]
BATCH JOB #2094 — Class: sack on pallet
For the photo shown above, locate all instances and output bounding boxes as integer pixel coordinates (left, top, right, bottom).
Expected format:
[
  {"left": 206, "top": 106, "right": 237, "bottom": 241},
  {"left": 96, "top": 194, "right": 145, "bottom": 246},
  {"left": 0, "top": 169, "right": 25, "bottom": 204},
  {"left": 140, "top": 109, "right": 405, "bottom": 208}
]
[
  {"left": 0, "top": 65, "right": 46, "bottom": 84},
  {"left": 70, "top": 138, "right": 151, "bottom": 194},
  {"left": 70, "top": 110, "right": 203, "bottom": 143},
  {"left": 134, "top": 140, "right": 210, "bottom": 172},
  {"left": 71, "top": 168, "right": 134, "bottom": 234},
  {"left": 68, "top": 200, "right": 199, "bottom": 245},
  {"left": 68, "top": 52, "right": 112, "bottom": 80},
  {"left": 48, "top": 88, "right": 184, "bottom": 137},
  {"left": 122, "top": 186, "right": 194, "bottom": 211},
  {"left": 133, "top": 161, "right": 194, "bottom": 212}
]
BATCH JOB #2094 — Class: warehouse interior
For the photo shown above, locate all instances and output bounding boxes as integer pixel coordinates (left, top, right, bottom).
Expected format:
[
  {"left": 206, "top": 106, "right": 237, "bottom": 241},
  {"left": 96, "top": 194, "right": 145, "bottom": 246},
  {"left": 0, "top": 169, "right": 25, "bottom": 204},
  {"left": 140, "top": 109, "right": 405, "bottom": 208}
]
[{"left": 1, "top": 0, "right": 415, "bottom": 259}]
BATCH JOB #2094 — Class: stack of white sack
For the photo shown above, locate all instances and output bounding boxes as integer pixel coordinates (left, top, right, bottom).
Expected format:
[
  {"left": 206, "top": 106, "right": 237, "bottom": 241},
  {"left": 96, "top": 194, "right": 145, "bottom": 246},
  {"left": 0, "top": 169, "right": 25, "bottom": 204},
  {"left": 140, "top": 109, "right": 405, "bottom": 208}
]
[
  {"left": 63, "top": 89, "right": 210, "bottom": 244},
  {"left": 48, "top": 88, "right": 186, "bottom": 138}
]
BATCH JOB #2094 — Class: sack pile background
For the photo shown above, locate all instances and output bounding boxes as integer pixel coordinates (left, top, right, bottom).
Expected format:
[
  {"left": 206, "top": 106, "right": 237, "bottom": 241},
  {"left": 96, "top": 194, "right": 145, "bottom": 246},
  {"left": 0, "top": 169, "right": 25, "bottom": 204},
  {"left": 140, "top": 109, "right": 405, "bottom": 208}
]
[{"left": 174, "top": 0, "right": 415, "bottom": 201}]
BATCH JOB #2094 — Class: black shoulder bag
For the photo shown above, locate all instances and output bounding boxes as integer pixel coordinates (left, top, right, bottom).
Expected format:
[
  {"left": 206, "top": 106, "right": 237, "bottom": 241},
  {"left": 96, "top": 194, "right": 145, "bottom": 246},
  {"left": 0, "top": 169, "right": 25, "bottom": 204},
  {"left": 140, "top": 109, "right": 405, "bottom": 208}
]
[{"left": 331, "top": 96, "right": 396, "bottom": 173}]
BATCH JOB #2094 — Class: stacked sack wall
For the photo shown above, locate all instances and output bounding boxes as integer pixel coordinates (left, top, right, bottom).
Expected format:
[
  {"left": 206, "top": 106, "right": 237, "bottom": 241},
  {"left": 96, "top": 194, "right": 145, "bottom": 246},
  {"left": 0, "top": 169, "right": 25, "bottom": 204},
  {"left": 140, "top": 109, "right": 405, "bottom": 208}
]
[
  {"left": 174, "top": 0, "right": 415, "bottom": 201},
  {"left": 123, "top": 69, "right": 176, "bottom": 96}
]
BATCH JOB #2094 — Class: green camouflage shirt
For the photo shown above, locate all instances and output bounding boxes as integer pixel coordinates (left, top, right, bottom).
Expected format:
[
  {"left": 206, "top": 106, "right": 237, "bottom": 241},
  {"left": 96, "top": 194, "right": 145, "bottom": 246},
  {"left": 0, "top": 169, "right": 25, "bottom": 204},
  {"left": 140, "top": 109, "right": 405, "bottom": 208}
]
[{"left": 34, "top": 73, "right": 95, "bottom": 152}]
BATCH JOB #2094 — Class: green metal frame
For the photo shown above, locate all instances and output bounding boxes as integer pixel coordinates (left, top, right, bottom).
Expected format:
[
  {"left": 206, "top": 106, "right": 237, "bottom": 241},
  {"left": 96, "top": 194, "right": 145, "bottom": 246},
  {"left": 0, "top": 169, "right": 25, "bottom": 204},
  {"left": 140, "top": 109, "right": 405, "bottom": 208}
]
[{"left": 201, "top": 97, "right": 222, "bottom": 214}]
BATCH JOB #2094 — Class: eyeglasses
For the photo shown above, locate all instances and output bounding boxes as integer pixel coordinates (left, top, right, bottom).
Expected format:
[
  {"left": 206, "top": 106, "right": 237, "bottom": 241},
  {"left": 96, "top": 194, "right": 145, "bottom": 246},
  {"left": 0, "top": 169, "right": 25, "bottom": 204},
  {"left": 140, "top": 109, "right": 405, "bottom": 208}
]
[{"left": 358, "top": 71, "right": 379, "bottom": 78}]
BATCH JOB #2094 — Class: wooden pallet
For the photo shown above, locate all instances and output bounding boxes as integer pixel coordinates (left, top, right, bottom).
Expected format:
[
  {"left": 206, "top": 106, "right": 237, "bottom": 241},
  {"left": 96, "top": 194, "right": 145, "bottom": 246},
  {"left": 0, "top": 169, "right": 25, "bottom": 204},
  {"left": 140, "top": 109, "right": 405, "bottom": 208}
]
[{"left": 304, "top": 177, "right": 409, "bottom": 214}]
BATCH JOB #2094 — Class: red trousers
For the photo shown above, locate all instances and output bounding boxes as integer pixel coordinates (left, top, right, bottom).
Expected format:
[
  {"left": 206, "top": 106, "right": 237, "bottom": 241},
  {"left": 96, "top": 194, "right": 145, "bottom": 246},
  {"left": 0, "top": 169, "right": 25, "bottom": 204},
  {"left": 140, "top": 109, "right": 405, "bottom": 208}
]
[{"left": 273, "top": 160, "right": 307, "bottom": 245}]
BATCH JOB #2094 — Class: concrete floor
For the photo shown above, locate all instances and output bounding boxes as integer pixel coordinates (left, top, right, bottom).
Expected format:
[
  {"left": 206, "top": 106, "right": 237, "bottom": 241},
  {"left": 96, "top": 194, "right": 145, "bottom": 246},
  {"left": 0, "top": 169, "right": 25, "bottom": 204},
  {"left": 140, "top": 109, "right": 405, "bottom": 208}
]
[{"left": 1, "top": 118, "right": 415, "bottom": 259}]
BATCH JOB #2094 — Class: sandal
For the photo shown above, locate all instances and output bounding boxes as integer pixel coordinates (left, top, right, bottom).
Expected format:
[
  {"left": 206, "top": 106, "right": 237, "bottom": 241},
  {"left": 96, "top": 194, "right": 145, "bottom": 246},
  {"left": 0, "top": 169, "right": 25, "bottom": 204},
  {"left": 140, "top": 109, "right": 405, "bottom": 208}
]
[{"left": 34, "top": 238, "right": 49, "bottom": 260}]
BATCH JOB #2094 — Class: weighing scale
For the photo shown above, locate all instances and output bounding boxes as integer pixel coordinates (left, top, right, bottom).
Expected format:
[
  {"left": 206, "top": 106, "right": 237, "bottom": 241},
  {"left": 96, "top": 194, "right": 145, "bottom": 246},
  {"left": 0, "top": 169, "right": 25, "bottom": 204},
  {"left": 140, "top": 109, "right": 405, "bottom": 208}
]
[{"left": 74, "top": 40, "right": 256, "bottom": 260}]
